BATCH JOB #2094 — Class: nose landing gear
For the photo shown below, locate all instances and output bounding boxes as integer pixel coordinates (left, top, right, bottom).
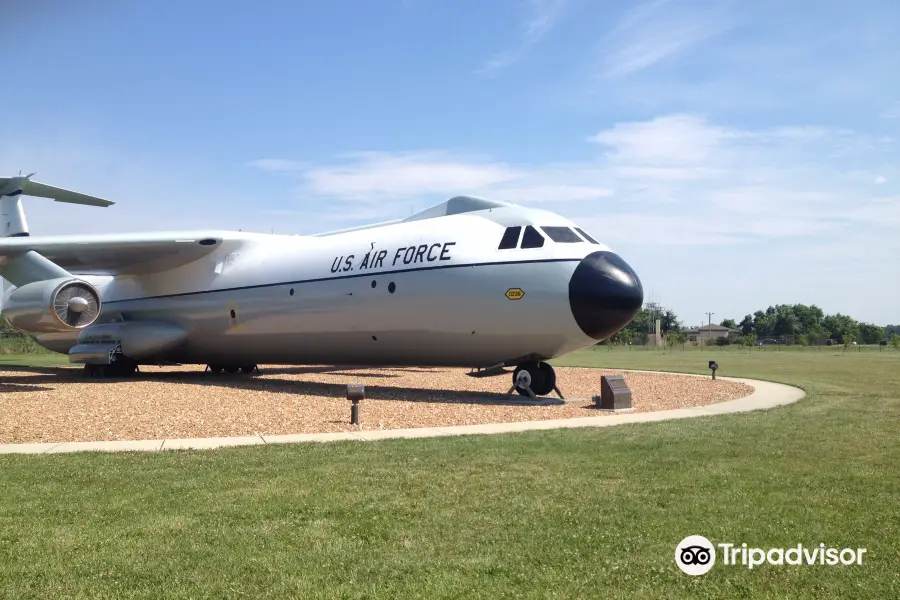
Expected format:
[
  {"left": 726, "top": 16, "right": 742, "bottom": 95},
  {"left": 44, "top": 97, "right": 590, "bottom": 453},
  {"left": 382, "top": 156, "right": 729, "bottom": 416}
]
[
  {"left": 81, "top": 345, "right": 139, "bottom": 378},
  {"left": 507, "top": 361, "right": 565, "bottom": 399},
  {"left": 82, "top": 360, "right": 138, "bottom": 379}
]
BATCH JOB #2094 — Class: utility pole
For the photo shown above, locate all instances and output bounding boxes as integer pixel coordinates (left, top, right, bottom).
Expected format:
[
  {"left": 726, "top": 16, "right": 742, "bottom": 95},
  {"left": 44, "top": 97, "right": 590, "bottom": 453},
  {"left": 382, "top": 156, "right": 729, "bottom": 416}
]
[{"left": 705, "top": 312, "right": 714, "bottom": 347}]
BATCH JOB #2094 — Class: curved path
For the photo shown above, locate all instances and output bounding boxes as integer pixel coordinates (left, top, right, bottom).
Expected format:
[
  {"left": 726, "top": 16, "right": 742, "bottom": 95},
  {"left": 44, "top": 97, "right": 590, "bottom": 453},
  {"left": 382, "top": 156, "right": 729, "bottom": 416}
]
[{"left": 0, "top": 372, "right": 804, "bottom": 455}]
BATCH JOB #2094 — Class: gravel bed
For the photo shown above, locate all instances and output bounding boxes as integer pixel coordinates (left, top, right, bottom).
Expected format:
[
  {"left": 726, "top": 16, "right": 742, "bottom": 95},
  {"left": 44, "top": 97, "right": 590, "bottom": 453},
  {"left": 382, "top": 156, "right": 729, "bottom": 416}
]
[{"left": 0, "top": 365, "right": 754, "bottom": 444}]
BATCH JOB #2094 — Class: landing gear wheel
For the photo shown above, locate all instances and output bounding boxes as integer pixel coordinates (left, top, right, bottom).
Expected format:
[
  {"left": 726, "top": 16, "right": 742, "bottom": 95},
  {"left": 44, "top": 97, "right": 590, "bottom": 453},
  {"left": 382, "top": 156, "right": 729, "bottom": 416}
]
[
  {"left": 513, "top": 363, "right": 543, "bottom": 397},
  {"left": 536, "top": 362, "right": 556, "bottom": 396},
  {"left": 512, "top": 361, "right": 556, "bottom": 397},
  {"left": 83, "top": 361, "right": 138, "bottom": 379},
  {"left": 112, "top": 361, "right": 138, "bottom": 377},
  {"left": 208, "top": 364, "right": 224, "bottom": 374},
  {"left": 240, "top": 364, "right": 257, "bottom": 374},
  {"left": 223, "top": 365, "right": 240, "bottom": 374}
]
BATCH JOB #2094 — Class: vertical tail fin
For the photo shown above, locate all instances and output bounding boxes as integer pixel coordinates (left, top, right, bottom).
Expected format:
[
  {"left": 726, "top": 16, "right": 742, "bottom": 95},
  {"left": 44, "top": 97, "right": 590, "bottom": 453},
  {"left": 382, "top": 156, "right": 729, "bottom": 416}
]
[{"left": 0, "top": 195, "right": 30, "bottom": 237}]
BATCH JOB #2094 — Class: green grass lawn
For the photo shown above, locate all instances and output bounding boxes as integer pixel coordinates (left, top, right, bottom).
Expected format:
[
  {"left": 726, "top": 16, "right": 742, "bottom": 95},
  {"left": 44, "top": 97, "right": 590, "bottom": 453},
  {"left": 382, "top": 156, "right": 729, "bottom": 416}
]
[
  {"left": 0, "top": 352, "right": 68, "bottom": 368},
  {"left": 0, "top": 347, "right": 898, "bottom": 599}
]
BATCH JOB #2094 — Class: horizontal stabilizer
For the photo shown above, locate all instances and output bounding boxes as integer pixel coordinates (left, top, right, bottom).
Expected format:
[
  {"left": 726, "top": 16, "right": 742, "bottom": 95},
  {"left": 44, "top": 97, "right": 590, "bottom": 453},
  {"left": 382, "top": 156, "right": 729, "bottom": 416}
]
[
  {"left": 0, "top": 176, "right": 114, "bottom": 207},
  {"left": 0, "top": 174, "right": 115, "bottom": 237}
]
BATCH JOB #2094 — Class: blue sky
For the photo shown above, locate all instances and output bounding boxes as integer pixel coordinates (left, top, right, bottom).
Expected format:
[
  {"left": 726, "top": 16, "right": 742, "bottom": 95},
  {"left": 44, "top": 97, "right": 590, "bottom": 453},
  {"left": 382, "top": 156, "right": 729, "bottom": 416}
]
[{"left": 2, "top": 0, "right": 898, "bottom": 326}]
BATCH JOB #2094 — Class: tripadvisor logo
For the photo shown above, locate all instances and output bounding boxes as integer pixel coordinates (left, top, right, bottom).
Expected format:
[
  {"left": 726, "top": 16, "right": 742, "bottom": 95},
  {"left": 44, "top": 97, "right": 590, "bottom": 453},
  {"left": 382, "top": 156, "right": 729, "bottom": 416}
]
[
  {"left": 675, "top": 535, "right": 867, "bottom": 576},
  {"left": 675, "top": 535, "right": 716, "bottom": 575}
]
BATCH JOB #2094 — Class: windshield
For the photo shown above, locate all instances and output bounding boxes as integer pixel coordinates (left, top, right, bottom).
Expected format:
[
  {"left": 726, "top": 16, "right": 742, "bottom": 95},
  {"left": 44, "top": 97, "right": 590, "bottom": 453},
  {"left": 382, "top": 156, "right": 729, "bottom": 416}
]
[{"left": 541, "top": 226, "right": 583, "bottom": 243}]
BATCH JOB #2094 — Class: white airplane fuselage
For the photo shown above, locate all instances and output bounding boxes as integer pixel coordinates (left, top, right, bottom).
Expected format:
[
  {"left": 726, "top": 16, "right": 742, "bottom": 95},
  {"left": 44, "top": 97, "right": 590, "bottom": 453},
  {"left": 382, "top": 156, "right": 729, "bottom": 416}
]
[{"left": 24, "top": 201, "right": 644, "bottom": 368}]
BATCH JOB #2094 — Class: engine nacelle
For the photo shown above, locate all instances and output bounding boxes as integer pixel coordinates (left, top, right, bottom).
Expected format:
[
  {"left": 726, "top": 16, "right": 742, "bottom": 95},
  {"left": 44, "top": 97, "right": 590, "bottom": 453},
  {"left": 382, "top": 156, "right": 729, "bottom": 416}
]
[{"left": 3, "top": 277, "right": 102, "bottom": 333}]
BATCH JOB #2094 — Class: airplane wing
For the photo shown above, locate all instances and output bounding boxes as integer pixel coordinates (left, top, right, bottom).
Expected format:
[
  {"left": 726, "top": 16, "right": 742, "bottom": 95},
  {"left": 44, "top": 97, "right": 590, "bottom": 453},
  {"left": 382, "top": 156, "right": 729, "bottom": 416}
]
[{"left": 0, "top": 231, "right": 230, "bottom": 276}]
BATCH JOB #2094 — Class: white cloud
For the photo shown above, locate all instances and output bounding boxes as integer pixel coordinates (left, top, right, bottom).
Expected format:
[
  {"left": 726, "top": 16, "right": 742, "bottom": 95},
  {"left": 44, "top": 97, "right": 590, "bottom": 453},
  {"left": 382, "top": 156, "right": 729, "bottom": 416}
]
[
  {"left": 597, "top": 0, "right": 735, "bottom": 79},
  {"left": 838, "top": 196, "right": 900, "bottom": 226},
  {"left": 587, "top": 113, "right": 735, "bottom": 165},
  {"left": 577, "top": 213, "right": 741, "bottom": 247},
  {"left": 296, "top": 151, "right": 524, "bottom": 201},
  {"left": 250, "top": 151, "right": 621, "bottom": 209},
  {"left": 476, "top": 0, "right": 567, "bottom": 76},
  {"left": 875, "top": 175, "right": 887, "bottom": 184},
  {"left": 880, "top": 101, "right": 900, "bottom": 120},
  {"left": 610, "top": 165, "right": 725, "bottom": 181},
  {"left": 486, "top": 185, "right": 613, "bottom": 203},
  {"left": 250, "top": 113, "right": 900, "bottom": 248}
]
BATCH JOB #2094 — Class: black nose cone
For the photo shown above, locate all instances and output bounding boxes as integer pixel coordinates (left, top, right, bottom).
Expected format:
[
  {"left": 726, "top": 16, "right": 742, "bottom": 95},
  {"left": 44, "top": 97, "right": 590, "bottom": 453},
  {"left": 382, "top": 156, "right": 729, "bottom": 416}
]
[{"left": 569, "top": 251, "right": 644, "bottom": 340}]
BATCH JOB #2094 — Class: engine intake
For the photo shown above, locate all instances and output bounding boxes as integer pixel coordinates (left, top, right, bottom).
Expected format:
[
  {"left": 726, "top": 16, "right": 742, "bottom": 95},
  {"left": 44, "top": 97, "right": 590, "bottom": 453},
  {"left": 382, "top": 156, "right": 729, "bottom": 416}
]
[{"left": 3, "top": 277, "right": 102, "bottom": 333}]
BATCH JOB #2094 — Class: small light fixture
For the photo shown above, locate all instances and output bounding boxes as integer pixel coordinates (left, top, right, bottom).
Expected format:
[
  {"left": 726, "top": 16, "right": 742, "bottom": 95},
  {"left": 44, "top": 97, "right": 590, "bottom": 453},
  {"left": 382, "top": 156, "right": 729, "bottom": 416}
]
[{"left": 347, "top": 383, "right": 364, "bottom": 425}]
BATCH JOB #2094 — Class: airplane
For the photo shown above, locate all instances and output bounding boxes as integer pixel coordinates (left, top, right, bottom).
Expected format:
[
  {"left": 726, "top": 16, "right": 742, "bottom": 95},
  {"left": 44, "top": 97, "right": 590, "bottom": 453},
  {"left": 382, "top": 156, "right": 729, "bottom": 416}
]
[{"left": 0, "top": 174, "right": 643, "bottom": 397}]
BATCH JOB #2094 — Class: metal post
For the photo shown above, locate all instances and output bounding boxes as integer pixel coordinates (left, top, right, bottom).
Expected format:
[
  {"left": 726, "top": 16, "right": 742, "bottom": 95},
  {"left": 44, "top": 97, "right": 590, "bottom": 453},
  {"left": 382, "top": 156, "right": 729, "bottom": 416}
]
[{"left": 347, "top": 383, "right": 364, "bottom": 426}]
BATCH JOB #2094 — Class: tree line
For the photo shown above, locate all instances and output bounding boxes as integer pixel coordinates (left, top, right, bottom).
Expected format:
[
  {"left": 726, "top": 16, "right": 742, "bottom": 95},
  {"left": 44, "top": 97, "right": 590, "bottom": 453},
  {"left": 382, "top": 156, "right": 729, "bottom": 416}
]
[
  {"left": 611, "top": 302, "right": 899, "bottom": 348},
  {"left": 727, "top": 304, "right": 894, "bottom": 346}
]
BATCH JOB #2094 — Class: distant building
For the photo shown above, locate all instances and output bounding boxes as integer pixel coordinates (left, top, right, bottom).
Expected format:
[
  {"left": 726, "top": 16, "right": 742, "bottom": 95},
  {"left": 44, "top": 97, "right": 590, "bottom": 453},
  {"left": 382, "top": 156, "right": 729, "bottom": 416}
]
[{"left": 684, "top": 324, "right": 742, "bottom": 343}]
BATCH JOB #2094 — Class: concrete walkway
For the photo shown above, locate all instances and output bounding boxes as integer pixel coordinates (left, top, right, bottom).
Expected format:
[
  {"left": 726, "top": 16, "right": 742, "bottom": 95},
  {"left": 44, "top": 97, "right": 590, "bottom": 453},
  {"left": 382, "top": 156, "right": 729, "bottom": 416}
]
[{"left": 0, "top": 373, "right": 805, "bottom": 455}]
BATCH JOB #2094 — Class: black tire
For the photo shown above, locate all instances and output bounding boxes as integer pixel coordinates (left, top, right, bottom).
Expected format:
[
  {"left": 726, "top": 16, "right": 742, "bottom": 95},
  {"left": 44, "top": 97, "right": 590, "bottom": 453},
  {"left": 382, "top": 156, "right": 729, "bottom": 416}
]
[
  {"left": 513, "top": 362, "right": 546, "bottom": 397},
  {"left": 240, "top": 364, "right": 256, "bottom": 374},
  {"left": 115, "top": 362, "right": 138, "bottom": 377},
  {"left": 534, "top": 362, "right": 556, "bottom": 396},
  {"left": 93, "top": 361, "right": 136, "bottom": 379},
  {"left": 224, "top": 365, "right": 239, "bottom": 374},
  {"left": 209, "top": 364, "right": 224, "bottom": 374}
]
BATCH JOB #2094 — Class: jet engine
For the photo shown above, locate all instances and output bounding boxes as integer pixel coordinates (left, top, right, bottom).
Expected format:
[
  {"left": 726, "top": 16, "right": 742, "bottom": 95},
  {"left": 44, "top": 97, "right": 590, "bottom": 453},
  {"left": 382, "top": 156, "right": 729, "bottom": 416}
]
[{"left": 3, "top": 277, "right": 102, "bottom": 333}]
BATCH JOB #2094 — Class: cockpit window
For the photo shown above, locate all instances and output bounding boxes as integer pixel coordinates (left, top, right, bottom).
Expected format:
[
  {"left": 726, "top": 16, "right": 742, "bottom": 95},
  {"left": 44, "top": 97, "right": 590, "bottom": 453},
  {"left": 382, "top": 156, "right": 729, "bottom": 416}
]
[
  {"left": 498, "top": 226, "right": 521, "bottom": 250},
  {"left": 575, "top": 227, "right": 600, "bottom": 245},
  {"left": 521, "top": 225, "right": 545, "bottom": 249},
  {"left": 541, "top": 226, "right": 583, "bottom": 243}
]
